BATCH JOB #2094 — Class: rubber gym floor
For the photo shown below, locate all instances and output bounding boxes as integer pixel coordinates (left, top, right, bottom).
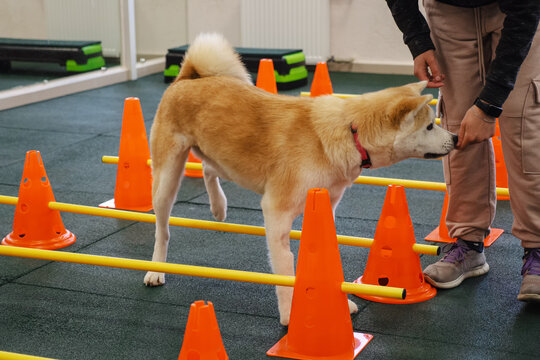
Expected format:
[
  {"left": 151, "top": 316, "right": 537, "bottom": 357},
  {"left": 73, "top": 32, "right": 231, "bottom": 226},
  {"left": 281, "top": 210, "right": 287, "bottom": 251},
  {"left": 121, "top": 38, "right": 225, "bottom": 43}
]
[{"left": 1, "top": 66, "right": 539, "bottom": 359}]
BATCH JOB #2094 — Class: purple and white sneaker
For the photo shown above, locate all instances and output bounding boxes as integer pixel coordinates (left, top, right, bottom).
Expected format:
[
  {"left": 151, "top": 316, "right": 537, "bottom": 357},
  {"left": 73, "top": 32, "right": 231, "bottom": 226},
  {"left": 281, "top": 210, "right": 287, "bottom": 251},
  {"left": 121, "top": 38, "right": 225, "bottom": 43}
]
[{"left": 518, "top": 248, "right": 540, "bottom": 303}]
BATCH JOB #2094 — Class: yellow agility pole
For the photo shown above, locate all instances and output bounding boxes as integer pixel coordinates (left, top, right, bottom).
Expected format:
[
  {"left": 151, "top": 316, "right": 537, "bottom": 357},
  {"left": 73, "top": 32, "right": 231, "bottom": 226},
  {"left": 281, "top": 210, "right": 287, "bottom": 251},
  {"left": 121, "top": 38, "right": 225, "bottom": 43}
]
[
  {"left": 354, "top": 176, "right": 446, "bottom": 191},
  {"left": 0, "top": 195, "right": 439, "bottom": 256},
  {"left": 102, "top": 155, "right": 152, "bottom": 167},
  {"left": 101, "top": 157, "right": 510, "bottom": 198},
  {"left": 102, "top": 156, "right": 201, "bottom": 171},
  {"left": 354, "top": 176, "right": 510, "bottom": 198},
  {"left": 0, "top": 351, "right": 57, "bottom": 360},
  {"left": 0, "top": 194, "right": 18, "bottom": 206},
  {"left": 0, "top": 246, "right": 405, "bottom": 299}
]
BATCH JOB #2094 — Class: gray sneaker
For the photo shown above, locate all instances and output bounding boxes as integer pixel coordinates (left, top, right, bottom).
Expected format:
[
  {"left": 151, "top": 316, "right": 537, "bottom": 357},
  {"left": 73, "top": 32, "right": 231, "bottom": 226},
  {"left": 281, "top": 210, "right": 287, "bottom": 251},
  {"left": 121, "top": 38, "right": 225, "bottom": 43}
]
[
  {"left": 517, "top": 248, "right": 540, "bottom": 302},
  {"left": 423, "top": 239, "right": 489, "bottom": 289}
]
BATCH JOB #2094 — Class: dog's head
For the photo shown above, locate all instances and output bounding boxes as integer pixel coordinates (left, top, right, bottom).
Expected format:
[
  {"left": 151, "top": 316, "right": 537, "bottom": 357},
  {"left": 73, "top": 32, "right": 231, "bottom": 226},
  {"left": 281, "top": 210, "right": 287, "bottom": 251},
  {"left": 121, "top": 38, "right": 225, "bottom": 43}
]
[{"left": 350, "top": 81, "right": 457, "bottom": 168}]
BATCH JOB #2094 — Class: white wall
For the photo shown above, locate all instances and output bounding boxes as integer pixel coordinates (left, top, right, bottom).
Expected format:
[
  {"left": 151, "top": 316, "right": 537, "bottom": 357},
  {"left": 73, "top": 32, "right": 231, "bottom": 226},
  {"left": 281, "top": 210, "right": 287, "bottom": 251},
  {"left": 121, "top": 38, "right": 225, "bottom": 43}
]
[
  {"left": 135, "top": 0, "right": 188, "bottom": 57},
  {"left": 0, "top": 0, "right": 47, "bottom": 39},
  {"left": 187, "top": 0, "right": 241, "bottom": 45},
  {"left": 181, "top": 0, "right": 414, "bottom": 73},
  {"left": 330, "top": 0, "right": 414, "bottom": 73},
  {"left": 0, "top": 0, "right": 415, "bottom": 74}
]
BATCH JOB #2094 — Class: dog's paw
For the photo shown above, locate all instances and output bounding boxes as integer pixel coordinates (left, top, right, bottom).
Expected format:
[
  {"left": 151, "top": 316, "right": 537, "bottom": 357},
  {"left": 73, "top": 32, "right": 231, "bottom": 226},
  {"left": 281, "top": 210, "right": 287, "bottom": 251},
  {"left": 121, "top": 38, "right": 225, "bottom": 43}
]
[
  {"left": 278, "top": 298, "right": 292, "bottom": 326},
  {"left": 279, "top": 311, "right": 290, "bottom": 327},
  {"left": 144, "top": 271, "right": 165, "bottom": 286},
  {"left": 211, "top": 205, "right": 227, "bottom": 222},
  {"left": 277, "top": 287, "right": 293, "bottom": 326},
  {"left": 348, "top": 299, "right": 358, "bottom": 314}
]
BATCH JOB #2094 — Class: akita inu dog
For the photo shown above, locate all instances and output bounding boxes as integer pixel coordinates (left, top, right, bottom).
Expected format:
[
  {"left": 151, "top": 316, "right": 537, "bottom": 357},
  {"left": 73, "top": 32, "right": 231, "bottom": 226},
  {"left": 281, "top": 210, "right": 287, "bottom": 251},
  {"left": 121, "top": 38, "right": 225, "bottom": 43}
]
[{"left": 144, "top": 33, "right": 457, "bottom": 325}]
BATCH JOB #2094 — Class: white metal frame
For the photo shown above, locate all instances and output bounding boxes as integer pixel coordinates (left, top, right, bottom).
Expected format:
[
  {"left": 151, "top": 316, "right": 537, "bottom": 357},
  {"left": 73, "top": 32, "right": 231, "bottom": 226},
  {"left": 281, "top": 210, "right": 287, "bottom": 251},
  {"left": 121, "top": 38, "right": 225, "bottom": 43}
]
[{"left": 0, "top": 0, "right": 164, "bottom": 111}]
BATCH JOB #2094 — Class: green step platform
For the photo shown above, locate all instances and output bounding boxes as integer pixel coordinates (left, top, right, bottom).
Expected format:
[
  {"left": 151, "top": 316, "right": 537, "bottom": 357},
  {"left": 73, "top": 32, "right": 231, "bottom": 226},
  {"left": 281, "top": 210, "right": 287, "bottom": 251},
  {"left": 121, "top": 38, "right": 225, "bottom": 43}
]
[
  {"left": 164, "top": 45, "right": 308, "bottom": 90},
  {"left": 0, "top": 38, "right": 106, "bottom": 73}
]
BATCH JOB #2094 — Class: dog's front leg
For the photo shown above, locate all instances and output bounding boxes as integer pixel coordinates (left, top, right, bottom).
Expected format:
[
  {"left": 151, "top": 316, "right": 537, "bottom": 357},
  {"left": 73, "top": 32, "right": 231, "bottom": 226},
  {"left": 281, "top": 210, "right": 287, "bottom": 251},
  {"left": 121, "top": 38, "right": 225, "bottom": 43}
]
[
  {"left": 261, "top": 196, "right": 297, "bottom": 326},
  {"left": 329, "top": 187, "right": 359, "bottom": 315}
]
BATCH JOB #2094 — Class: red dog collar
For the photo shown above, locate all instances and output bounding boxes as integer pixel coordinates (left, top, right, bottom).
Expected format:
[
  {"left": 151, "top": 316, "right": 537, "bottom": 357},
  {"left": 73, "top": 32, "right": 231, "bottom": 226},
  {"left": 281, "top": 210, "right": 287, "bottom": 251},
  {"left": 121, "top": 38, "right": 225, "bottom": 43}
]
[{"left": 350, "top": 125, "right": 371, "bottom": 168}]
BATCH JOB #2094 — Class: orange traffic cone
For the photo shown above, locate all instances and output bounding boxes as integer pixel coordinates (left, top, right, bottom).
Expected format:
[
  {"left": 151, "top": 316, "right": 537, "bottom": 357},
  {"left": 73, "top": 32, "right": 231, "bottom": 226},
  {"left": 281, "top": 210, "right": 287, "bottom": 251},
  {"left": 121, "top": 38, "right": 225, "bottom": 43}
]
[
  {"left": 256, "top": 59, "right": 277, "bottom": 94},
  {"left": 267, "top": 188, "right": 372, "bottom": 359},
  {"left": 184, "top": 151, "right": 203, "bottom": 178},
  {"left": 493, "top": 120, "right": 509, "bottom": 200},
  {"left": 2, "top": 150, "right": 76, "bottom": 249},
  {"left": 425, "top": 191, "right": 504, "bottom": 247},
  {"left": 100, "top": 97, "right": 153, "bottom": 211},
  {"left": 310, "top": 62, "right": 333, "bottom": 97},
  {"left": 178, "top": 301, "right": 228, "bottom": 360},
  {"left": 424, "top": 191, "right": 454, "bottom": 244},
  {"left": 355, "top": 185, "right": 436, "bottom": 304}
]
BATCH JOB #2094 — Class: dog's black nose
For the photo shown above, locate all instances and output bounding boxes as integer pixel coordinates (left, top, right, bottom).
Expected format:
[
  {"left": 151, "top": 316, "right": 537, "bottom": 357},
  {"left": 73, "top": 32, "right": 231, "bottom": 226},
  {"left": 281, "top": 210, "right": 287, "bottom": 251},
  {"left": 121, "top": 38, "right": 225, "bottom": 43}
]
[{"left": 453, "top": 134, "right": 459, "bottom": 146}]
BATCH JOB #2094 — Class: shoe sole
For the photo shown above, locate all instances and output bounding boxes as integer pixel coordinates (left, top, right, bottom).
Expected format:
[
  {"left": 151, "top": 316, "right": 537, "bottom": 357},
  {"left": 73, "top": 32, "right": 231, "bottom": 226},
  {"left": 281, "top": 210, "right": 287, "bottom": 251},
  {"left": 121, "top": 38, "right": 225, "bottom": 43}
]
[
  {"left": 424, "top": 263, "right": 490, "bottom": 289},
  {"left": 517, "top": 293, "right": 540, "bottom": 303}
]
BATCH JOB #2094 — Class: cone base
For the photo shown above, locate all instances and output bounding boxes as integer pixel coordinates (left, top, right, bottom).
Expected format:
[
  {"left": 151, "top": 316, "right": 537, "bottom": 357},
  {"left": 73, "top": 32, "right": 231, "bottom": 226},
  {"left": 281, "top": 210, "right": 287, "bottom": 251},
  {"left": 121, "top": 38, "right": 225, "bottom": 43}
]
[
  {"left": 2, "top": 230, "right": 76, "bottom": 250},
  {"left": 354, "top": 276, "right": 436, "bottom": 304},
  {"left": 425, "top": 227, "right": 504, "bottom": 247},
  {"left": 184, "top": 169, "right": 203, "bottom": 178},
  {"left": 99, "top": 198, "right": 153, "bottom": 212},
  {"left": 267, "top": 332, "right": 372, "bottom": 360}
]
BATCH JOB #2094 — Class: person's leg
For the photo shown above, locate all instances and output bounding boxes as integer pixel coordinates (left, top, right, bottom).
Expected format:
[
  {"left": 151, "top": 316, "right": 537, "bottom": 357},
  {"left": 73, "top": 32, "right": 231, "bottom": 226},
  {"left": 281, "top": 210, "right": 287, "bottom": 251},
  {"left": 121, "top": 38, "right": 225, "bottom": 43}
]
[
  {"left": 421, "top": 0, "right": 504, "bottom": 288},
  {"left": 498, "top": 24, "right": 540, "bottom": 302},
  {"left": 424, "top": 0, "right": 502, "bottom": 243}
]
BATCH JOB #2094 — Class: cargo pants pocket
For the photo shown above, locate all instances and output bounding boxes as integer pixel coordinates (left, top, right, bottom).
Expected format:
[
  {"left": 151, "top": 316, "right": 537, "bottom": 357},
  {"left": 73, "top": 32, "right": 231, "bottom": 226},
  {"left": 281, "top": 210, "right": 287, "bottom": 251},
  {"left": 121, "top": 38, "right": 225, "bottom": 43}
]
[{"left": 522, "top": 79, "right": 540, "bottom": 174}]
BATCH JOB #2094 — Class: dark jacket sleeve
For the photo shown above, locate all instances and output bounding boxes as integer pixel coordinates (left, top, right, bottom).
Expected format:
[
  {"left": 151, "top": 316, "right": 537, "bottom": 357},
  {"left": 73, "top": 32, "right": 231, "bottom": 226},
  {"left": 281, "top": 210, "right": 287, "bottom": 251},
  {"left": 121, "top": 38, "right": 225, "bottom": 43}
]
[
  {"left": 385, "top": 0, "right": 435, "bottom": 58},
  {"left": 479, "top": 1, "right": 540, "bottom": 108}
]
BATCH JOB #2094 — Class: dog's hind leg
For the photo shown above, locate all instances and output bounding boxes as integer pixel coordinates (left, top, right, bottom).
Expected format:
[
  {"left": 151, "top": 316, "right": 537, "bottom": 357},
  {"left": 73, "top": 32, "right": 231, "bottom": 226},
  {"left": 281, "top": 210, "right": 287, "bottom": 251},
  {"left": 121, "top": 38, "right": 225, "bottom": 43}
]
[
  {"left": 261, "top": 193, "right": 300, "bottom": 326},
  {"left": 202, "top": 162, "right": 227, "bottom": 221},
  {"left": 144, "top": 146, "right": 189, "bottom": 286}
]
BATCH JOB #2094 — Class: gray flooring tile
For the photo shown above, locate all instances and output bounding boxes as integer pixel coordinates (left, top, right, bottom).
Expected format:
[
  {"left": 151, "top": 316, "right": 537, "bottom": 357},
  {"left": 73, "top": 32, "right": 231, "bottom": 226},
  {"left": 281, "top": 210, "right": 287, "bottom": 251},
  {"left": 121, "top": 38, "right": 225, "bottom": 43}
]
[{"left": 0, "top": 70, "right": 537, "bottom": 359}]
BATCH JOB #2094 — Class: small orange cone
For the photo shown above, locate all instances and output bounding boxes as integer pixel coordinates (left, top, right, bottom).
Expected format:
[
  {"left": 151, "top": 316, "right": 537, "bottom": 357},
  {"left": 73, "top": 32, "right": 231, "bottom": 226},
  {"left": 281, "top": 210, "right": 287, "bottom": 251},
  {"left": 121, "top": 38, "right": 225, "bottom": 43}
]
[
  {"left": 184, "top": 151, "right": 203, "bottom": 178},
  {"left": 492, "top": 120, "right": 509, "bottom": 200},
  {"left": 2, "top": 150, "right": 76, "bottom": 249},
  {"left": 178, "top": 301, "right": 228, "bottom": 360},
  {"left": 267, "top": 188, "right": 371, "bottom": 359},
  {"left": 424, "top": 191, "right": 454, "bottom": 244},
  {"left": 425, "top": 191, "right": 504, "bottom": 247},
  {"left": 355, "top": 185, "right": 436, "bottom": 304},
  {"left": 310, "top": 62, "right": 333, "bottom": 97},
  {"left": 100, "top": 97, "right": 153, "bottom": 211},
  {"left": 256, "top": 58, "right": 277, "bottom": 94}
]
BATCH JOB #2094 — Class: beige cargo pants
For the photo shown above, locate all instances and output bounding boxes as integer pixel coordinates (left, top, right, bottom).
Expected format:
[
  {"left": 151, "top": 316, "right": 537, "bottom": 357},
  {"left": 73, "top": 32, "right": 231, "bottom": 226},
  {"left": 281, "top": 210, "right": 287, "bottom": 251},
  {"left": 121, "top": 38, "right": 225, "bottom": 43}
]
[{"left": 423, "top": 0, "right": 540, "bottom": 248}]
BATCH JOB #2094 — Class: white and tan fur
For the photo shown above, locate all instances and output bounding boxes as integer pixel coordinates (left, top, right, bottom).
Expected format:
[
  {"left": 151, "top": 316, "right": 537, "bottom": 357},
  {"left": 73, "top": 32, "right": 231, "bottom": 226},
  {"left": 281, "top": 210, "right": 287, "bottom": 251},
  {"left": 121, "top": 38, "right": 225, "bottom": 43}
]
[{"left": 144, "top": 33, "right": 457, "bottom": 325}]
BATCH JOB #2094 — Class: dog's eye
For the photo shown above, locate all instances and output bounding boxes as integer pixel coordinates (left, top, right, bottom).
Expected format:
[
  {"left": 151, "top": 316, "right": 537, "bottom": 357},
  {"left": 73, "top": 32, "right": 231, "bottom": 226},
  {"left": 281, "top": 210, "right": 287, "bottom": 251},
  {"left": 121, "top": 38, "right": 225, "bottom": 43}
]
[{"left": 427, "top": 123, "right": 434, "bottom": 131}]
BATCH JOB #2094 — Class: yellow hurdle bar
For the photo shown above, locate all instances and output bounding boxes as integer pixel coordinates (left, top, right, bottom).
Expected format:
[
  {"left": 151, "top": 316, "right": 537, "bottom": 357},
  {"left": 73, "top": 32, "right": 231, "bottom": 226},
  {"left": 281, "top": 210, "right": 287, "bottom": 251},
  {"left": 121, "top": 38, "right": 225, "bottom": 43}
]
[
  {"left": 102, "top": 155, "right": 202, "bottom": 171},
  {"left": 354, "top": 176, "right": 510, "bottom": 197},
  {"left": 0, "top": 351, "right": 57, "bottom": 360},
  {"left": 0, "top": 195, "right": 439, "bottom": 256},
  {"left": 0, "top": 246, "right": 405, "bottom": 299},
  {"left": 101, "top": 157, "right": 509, "bottom": 198}
]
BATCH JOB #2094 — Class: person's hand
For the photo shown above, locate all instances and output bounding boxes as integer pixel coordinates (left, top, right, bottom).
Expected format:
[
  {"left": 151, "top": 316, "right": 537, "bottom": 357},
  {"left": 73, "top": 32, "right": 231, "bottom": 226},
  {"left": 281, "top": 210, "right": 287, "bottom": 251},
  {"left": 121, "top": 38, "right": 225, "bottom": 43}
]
[
  {"left": 456, "top": 105, "right": 497, "bottom": 150},
  {"left": 413, "top": 50, "right": 445, "bottom": 88}
]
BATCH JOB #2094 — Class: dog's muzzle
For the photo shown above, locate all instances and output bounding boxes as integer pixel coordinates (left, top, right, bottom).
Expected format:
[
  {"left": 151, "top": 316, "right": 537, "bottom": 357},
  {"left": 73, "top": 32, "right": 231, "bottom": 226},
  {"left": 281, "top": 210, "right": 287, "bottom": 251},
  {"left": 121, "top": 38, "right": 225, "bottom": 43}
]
[{"left": 424, "top": 135, "right": 458, "bottom": 159}]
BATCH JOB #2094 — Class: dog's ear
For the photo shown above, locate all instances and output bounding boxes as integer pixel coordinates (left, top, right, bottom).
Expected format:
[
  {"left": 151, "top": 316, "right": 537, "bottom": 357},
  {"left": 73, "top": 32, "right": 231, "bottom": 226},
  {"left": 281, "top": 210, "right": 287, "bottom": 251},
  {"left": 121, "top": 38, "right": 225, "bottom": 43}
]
[
  {"left": 392, "top": 94, "right": 433, "bottom": 125},
  {"left": 405, "top": 81, "right": 428, "bottom": 95}
]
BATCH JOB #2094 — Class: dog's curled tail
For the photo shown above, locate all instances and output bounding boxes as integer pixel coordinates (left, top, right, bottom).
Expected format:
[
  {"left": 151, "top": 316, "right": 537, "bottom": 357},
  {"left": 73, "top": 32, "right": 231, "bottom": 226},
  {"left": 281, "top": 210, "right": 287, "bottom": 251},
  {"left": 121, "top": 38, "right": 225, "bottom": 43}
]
[{"left": 175, "top": 33, "right": 252, "bottom": 84}]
